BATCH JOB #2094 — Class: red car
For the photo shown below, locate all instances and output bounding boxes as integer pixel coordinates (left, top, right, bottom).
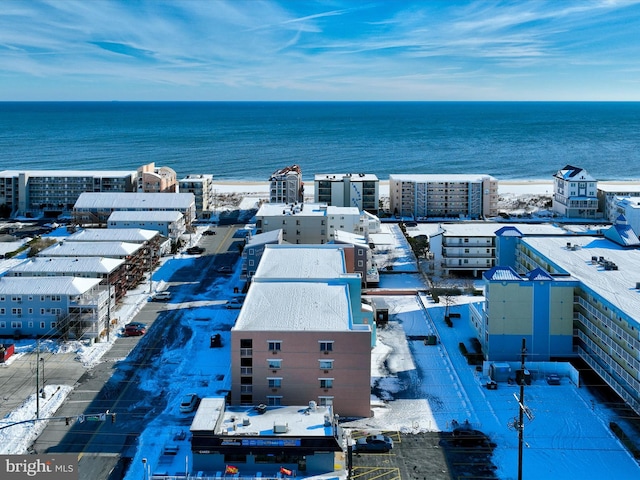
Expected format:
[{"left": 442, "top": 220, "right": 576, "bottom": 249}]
[{"left": 124, "top": 325, "right": 146, "bottom": 337}]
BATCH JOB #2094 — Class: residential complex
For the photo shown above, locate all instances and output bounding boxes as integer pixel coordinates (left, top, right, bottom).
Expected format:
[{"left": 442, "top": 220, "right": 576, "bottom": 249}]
[
  {"left": 136, "top": 162, "right": 178, "bottom": 193},
  {"left": 255, "top": 203, "right": 365, "bottom": 244},
  {"left": 231, "top": 245, "right": 372, "bottom": 417},
  {"left": 552, "top": 164, "right": 599, "bottom": 218},
  {"left": 389, "top": 174, "right": 498, "bottom": 220},
  {"left": 72, "top": 192, "right": 195, "bottom": 228},
  {"left": 269, "top": 164, "right": 304, "bottom": 204},
  {"left": 178, "top": 174, "right": 215, "bottom": 220},
  {"left": 0, "top": 169, "right": 135, "bottom": 218},
  {"left": 314, "top": 173, "right": 379, "bottom": 213}
]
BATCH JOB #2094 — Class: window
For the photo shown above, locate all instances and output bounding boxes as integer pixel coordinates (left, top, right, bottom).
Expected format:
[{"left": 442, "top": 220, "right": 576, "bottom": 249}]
[
  {"left": 12, "top": 308, "right": 22, "bottom": 316},
  {"left": 51, "top": 295, "right": 61, "bottom": 302},
  {"left": 268, "top": 378, "right": 282, "bottom": 388},
  {"left": 51, "top": 322, "right": 57, "bottom": 329},
  {"left": 320, "top": 378, "right": 333, "bottom": 389},
  {"left": 11, "top": 321, "right": 22, "bottom": 329},
  {"left": 28, "top": 308, "right": 33, "bottom": 314},
  {"left": 0, "top": 321, "right": 5, "bottom": 328},
  {"left": 40, "top": 322, "right": 45, "bottom": 329},
  {"left": 319, "top": 341, "right": 333, "bottom": 353},
  {"left": 28, "top": 321, "right": 33, "bottom": 328},
  {"left": 40, "top": 309, "right": 45, "bottom": 315},
  {"left": 0, "top": 308, "right": 5, "bottom": 315},
  {"left": 268, "top": 359, "right": 282, "bottom": 369},
  {"left": 267, "top": 396, "right": 282, "bottom": 406},
  {"left": 11, "top": 296, "right": 21, "bottom": 303},
  {"left": 268, "top": 341, "right": 282, "bottom": 352},
  {"left": 319, "top": 360, "right": 333, "bottom": 370},
  {"left": 318, "top": 396, "right": 333, "bottom": 407}
]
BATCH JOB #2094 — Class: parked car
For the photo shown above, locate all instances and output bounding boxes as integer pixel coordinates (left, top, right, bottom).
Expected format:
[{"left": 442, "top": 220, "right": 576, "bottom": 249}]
[
  {"left": 126, "top": 321, "right": 147, "bottom": 330},
  {"left": 546, "top": 374, "right": 561, "bottom": 385},
  {"left": 153, "top": 291, "right": 172, "bottom": 301},
  {"left": 180, "top": 393, "right": 199, "bottom": 413},
  {"left": 123, "top": 325, "right": 146, "bottom": 337},
  {"left": 355, "top": 434, "right": 394, "bottom": 453},
  {"left": 202, "top": 229, "right": 216, "bottom": 236},
  {"left": 187, "top": 246, "right": 205, "bottom": 254},
  {"left": 451, "top": 427, "right": 488, "bottom": 447},
  {"left": 226, "top": 298, "right": 243, "bottom": 309}
]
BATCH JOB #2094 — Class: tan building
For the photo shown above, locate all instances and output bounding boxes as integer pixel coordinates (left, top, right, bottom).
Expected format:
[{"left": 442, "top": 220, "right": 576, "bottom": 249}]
[
  {"left": 389, "top": 174, "right": 498, "bottom": 219},
  {"left": 136, "top": 162, "right": 177, "bottom": 193}
]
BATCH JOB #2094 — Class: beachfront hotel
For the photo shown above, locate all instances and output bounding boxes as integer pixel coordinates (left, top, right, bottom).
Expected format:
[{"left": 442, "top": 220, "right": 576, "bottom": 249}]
[
  {"left": 474, "top": 225, "right": 640, "bottom": 416},
  {"left": 388, "top": 174, "right": 498, "bottom": 220}
]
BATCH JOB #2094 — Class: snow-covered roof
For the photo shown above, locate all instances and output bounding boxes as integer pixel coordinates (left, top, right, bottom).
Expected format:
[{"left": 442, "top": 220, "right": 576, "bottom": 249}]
[
  {"left": 9, "top": 256, "right": 124, "bottom": 274},
  {"left": 484, "top": 266, "right": 522, "bottom": 281},
  {"left": 246, "top": 229, "right": 282, "bottom": 247},
  {"left": 332, "top": 230, "right": 368, "bottom": 246},
  {"left": 442, "top": 222, "right": 566, "bottom": 237},
  {"left": 0, "top": 169, "right": 135, "bottom": 178},
  {"left": 191, "top": 398, "right": 335, "bottom": 437},
  {"left": 254, "top": 245, "right": 346, "bottom": 279},
  {"left": 0, "top": 276, "right": 101, "bottom": 295},
  {"left": 108, "top": 211, "right": 183, "bottom": 222},
  {"left": 314, "top": 173, "right": 378, "bottom": 182},
  {"left": 67, "top": 228, "right": 160, "bottom": 243},
  {"left": 74, "top": 192, "right": 194, "bottom": 210},
  {"left": 256, "top": 202, "right": 329, "bottom": 217},
  {"left": 234, "top": 282, "right": 352, "bottom": 331},
  {"left": 555, "top": 165, "right": 596, "bottom": 182},
  {"left": 38, "top": 241, "right": 142, "bottom": 258},
  {"left": 522, "top": 236, "right": 640, "bottom": 324},
  {"left": 598, "top": 183, "right": 640, "bottom": 194},
  {"left": 390, "top": 173, "right": 496, "bottom": 182}
]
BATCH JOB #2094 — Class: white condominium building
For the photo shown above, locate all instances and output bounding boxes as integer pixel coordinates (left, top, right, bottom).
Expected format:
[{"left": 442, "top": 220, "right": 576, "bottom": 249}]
[
  {"left": 0, "top": 169, "right": 135, "bottom": 218},
  {"left": 389, "top": 174, "right": 498, "bottom": 220}
]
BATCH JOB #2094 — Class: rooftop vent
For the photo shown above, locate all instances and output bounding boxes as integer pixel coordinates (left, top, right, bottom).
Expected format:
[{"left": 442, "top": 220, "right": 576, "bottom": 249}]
[{"left": 273, "top": 423, "right": 288, "bottom": 434}]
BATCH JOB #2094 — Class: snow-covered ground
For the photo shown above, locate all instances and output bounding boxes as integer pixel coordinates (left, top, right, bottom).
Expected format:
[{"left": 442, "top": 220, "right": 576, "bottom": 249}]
[{"left": 1, "top": 191, "right": 640, "bottom": 479}]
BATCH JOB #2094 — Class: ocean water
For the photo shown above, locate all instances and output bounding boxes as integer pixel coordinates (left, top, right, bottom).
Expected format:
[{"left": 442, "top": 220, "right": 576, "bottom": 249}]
[{"left": 0, "top": 101, "right": 639, "bottom": 182}]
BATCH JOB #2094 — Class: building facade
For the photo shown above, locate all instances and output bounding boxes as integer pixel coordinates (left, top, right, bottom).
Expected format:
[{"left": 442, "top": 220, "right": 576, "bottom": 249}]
[
  {"left": 136, "top": 162, "right": 177, "bottom": 193},
  {"left": 0, "top": 277, "right": 107, "bottom": 339},
  {"left": 72, "top": 192, "right": 196, "bottom": 228},
  {"left": 314, "top": 173, "right": 379, "bottom": 213},
  {"left": 552, "top": 165, "right": 599, "bottom": 218},
  {"left": 389, "top": 174, "right": 498, "bottom": 220},
  {"left": 179, "top": 174, "right": 215, "bottom": 220},
  {"left": 190, "top": 398, "right": 343, "bottom": 477},
  {"left": 269, "top": 165, "right": 304, "bottom": 204},
  {"left": 108, "top": 210, "right": 185, "bottom": 243},
  {"left": 0, "top": 169, "right": 135, "bottom": 218}
]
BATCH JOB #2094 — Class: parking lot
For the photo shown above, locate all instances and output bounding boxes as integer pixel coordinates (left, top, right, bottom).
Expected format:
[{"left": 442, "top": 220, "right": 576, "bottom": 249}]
[{"left": 350, "top": 431, "right": 497, "bottom": 480}]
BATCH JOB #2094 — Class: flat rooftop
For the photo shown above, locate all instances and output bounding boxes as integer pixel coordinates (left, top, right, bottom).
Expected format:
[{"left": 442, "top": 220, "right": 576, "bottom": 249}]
[
  {"left": 523, "top": 235, "right": 640, "bottom": 325},
  {"left": 234, "top": 281, "right": 353, "bottom": 331},
  {"left": 254, "top": 245, "right": 346, "bottom": 279},
  {"left": 191, "top": 398, "right": 335, "bottom": 438},
  {"left": 390, "top": 173, "right": 496, "bottom": 182}
]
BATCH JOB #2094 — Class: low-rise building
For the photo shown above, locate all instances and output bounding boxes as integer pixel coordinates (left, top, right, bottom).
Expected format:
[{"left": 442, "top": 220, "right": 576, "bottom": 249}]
[
  {"left": 597, "top": 183, "right": 640, "bottom": 221},
  {"left": 314, "top": 173, "right": 379, "bottom": 213},
  {"left": 190, "top": 398, "right": 343, "bottom": 477},
  {"left": 0, "top": 276, "right": 107, "bottom": 339},
  {"left": 241, "top": 229, "right": 284, "bottom": 282},
  {"left": 72, "top": 192, "right": 196, "bottom": 229},
  {"left": 107, "top": 210, "right": 185, "bottom": 243}
]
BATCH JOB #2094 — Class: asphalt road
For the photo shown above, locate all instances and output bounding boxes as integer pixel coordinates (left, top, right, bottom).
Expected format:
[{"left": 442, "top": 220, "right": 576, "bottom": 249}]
[{"left": 19, "top": 225, "right": 242, "bottom": 480}]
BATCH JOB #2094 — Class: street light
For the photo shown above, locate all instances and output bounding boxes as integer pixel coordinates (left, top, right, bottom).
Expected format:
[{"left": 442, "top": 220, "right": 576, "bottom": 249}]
[{"left": 40, "top": 357, "right": 45, "bottom": 399}]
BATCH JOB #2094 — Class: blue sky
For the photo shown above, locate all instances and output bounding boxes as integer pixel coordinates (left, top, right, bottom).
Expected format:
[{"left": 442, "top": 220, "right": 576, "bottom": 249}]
[{"left": 1, "top": 0, "right": 639, "bottom": 101}]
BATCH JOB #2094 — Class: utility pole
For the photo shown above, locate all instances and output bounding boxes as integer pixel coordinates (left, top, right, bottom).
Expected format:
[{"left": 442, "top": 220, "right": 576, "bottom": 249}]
[
  {"left": 35, "top": 340, "right": 40, "bottom": 419},
  {"left": 517, "top": 338, "right": 525, "bottom": 480}
]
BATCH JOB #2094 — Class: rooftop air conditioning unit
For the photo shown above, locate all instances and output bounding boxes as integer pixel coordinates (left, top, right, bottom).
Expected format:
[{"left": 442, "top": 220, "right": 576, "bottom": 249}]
[{"left": 636, "top": 282, "right": 640, "bottom": 290}]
